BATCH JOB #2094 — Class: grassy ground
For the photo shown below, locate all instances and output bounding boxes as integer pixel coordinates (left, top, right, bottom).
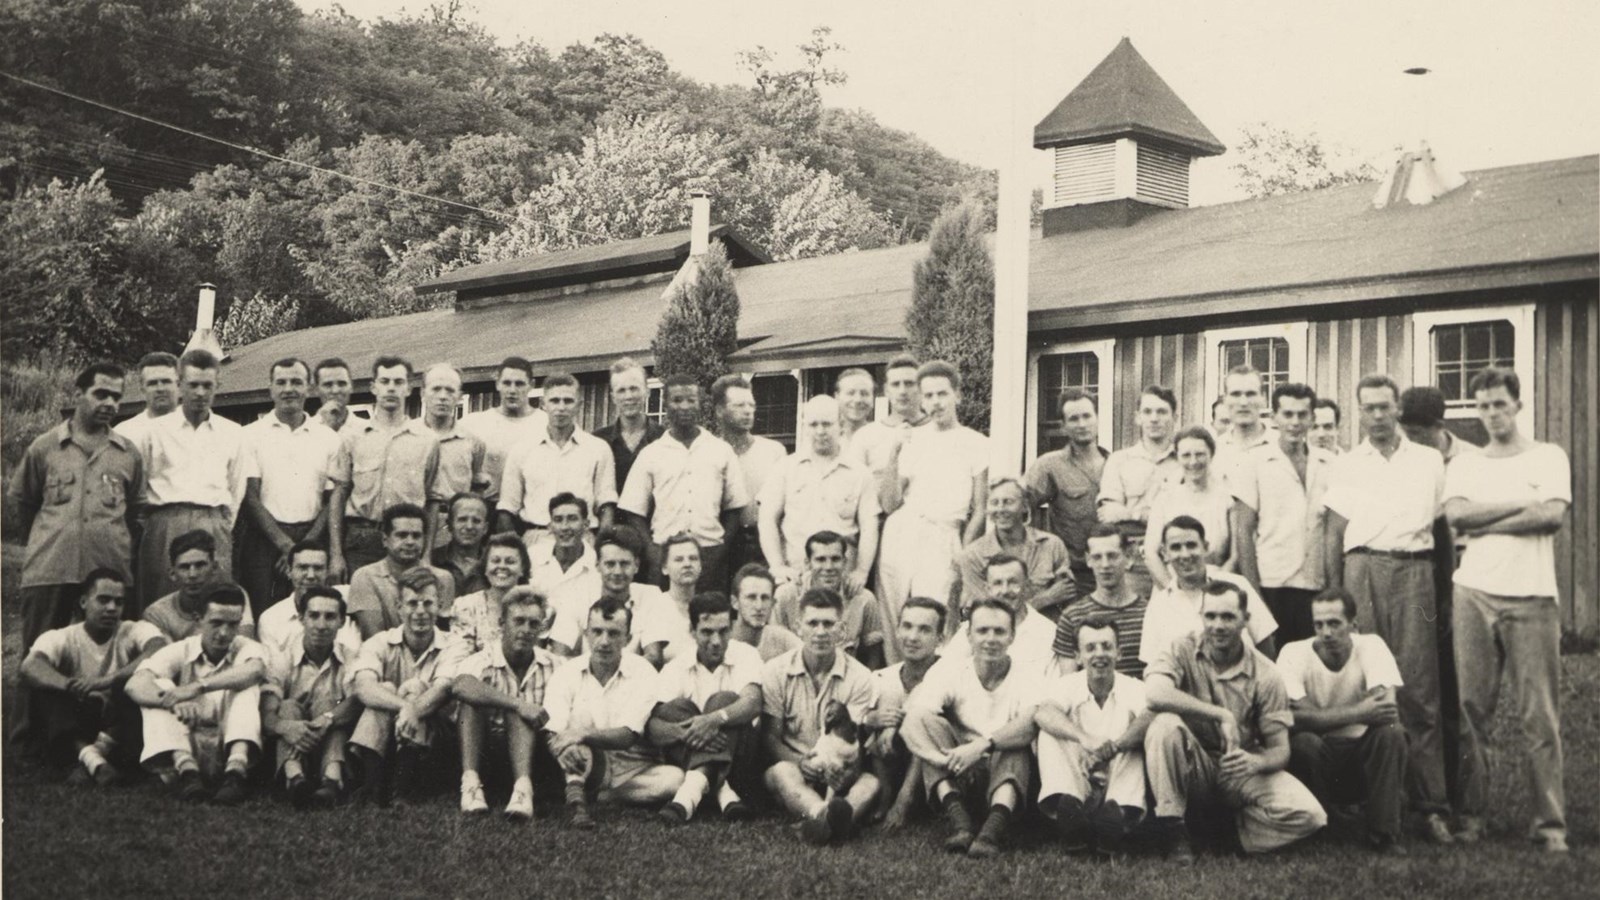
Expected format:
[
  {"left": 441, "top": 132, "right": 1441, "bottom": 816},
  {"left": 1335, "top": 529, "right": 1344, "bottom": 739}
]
[{"left": 2, "top": 548, "right": 1595, "bottom": 899}]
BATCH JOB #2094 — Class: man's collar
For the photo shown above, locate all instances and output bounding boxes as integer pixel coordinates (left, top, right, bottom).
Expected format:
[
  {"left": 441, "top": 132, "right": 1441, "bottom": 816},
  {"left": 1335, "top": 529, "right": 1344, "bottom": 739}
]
[
  {"left": 788, "top": 647, "right": 846, "bottom": 680},
  {"left": 292, "top": 639, "right": 348, "bottom": 668},
  {"left": 489, "top": 640, "right": 553, "bottom": 673},
  {"left": 386, "top": 626, "right": 448, "bottom": 649},
  {"left": 1193, "top": 636, "right": 1256, "bottom": 679}
]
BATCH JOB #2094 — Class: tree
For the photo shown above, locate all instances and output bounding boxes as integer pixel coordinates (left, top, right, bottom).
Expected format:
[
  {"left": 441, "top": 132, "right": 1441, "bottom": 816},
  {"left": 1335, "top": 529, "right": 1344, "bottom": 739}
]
[
  {"left": 1230, "top": 123, "right": 1381, "bottom": 198},
  {"left": 905, "top": 198, "right": 995, "bottom": 432},
  {"left": 651, "top": 242, "right": 740, "bottom": 405}
]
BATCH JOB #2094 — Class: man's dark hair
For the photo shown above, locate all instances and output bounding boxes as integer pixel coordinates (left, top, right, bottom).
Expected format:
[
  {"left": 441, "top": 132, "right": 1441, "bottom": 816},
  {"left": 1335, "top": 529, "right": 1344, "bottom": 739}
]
[
  {"left": 901, "top": 596, "right": 948, "bottom": 631},
  {"left": 1086, "top": 522, "right": 1128, "bottom": 552},
  {"left": 710, "top": 373, "right": 751, "bottom": 410},
  {"left": 983, "top": 553, "right": 1028, "bottom": 581},
  {"left": 1140, "top": 384, "right": 1177, "bottom": 414},
  {"left": 398, "top": 567, "right": 440, "bottom": 595},
  {"left": 178, "top": 348, "right": 220, "bottom": 375},
  {"left": 1202, "top": 579, "right": 1249, "bottom": 613},
  {"left": 287, "top": 540, "right": 328, "bottom": 566},
  {"left": 1271, "top": 382, "right": 1317, "bottom": 412},
  {"left": 917, "top": 360, "right": 961, "bottom": 392},
  {"left": 372, "top": 355, "right": 413, "bottom": 379},
  {"left": 1161, "top": 514, "right": 1208, "bottom": 547},
  {"left": 732, "top": 563, "right": 776, "bottom": 597},
  {"left": 663, "top": 373, "right": 700, "bottom": 393},
  {"left": 382, "top": 502, "right": 428, "bottom": 536},
  {"left": 968, "top": 598, "right": 1018, "bottom": 630},
  {"left": 804, "top": 530, "right": 849, "bottom": 560},
  {"left": 1313, "top": 397, "right": 1341, "bottom": 424},
  {"left": 1356, "top": 373, "right": 1400, "bottom": 404},
  {"left": 201, "top": 582, "right": 248, "bottom": 612},
  {"left": 497, "top": 356, "right": 534, "bottom": 380},
  {"left": 662, "top": 532, "right": 701, "bottom": 562},
  {"left": 689, "top": 591, "right": 736, "bottom": 629},
  {"left": 168, "top": 529, "right": 217, "bottom": 564},
  {"left": 296, "top": 585, "right": 347, "bottom": 619},
  {"left": 799, "top": 587, "right": 845, "bottom": 614},
  {"left": 269, "top": 357, "right": 311, "bottom": 381},
  {"left": 1469, "top": 366, "right": 1521, "bottom": 402},
  {"left": 80, "top": 567, "right": 129, "bottom": 598},
  {"left": 886, "top": 353, "right": 921, "bottom": 373},
  {"left": 1312, "top": 588, "right": 1358, "bottom": 622},
  {"left": 596, "top": 525, "right": 646, "bottom": 563},
  {"left": 1060, "top": 387, "right": 1097, "bottom": 414},
  {"left": 75, "top": 362, "right": 125, "bottom": 391},
  {"left": 1078, "top": 613, "right": 1120, "bottom": 643},
  {"left": 136, "top": 352, "right": 179, "bottom": 374},
  {"left": 589, "top": 597, "right": 633, "bottom": 632},
  {"left": 313, "top": 358, "right": 350, "bottom": 383},
  {"left": 548, "top": 491, "right": 589, "bottom": 521}
]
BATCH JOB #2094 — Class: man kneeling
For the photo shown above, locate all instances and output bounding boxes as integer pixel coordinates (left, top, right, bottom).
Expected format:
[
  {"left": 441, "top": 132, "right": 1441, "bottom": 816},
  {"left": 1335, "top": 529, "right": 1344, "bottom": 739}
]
[
  {"left": 19, "top": 569, "right": 166, "bottom": 786},
  {"left": 454, "top": 586, "right": 559, "bottom": 821},
  {"left": 125, "top": 583, "right": 268, "bottom": 804},
  {"left": 348, "top": 568, "right": 463, "bottom": 805},
  {"left": 1035, "top": 616, "right": 1151, "bottom": 857},
  {"left": 647, "top": 591, "right": 764, "bottom": 824},
  {"left": 902, "top": 600, "right": 1038, "bottom": 859},
  {"left": 544, "top": 599, "right": 683, "bottom": 829},
  {"left": 261, "top": 586, "right": 360, "bottom": 809}
]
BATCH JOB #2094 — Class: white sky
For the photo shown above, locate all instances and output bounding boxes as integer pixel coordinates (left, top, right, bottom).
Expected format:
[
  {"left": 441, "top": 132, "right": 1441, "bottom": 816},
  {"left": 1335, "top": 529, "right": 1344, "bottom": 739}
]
[{"left": 304, "top": 0, "right": 1600, "bottom": 204}]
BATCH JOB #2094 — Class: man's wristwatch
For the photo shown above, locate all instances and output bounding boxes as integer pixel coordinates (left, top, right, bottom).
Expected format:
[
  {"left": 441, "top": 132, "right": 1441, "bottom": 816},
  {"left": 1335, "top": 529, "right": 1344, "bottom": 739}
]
[{"left": 717, "top": 709, "right": 731, "bottom": 726}]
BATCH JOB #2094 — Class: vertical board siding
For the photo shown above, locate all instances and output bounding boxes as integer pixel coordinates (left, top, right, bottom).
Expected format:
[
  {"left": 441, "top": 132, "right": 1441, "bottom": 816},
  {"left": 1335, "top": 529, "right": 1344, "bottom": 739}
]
[{"left": 1580, "top": 295, "right": 1598, "bottom": 636}]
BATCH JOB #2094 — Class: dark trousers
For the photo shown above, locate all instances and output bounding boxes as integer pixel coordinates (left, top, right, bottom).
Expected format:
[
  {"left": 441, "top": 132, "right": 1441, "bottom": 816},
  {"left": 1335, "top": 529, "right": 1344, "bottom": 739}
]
[
  {"left": 1262, "top": 587, "right": 1319, "bottom": 647},
  {"left": 138, "top": 504, "right": 232, "bottom": 614},
  {"left": 30, "top": 689, "right": 143, "bottom": 766},
  {"left": 1289, "top": 725, "right": 1406, "bottom": 841},
  {"left": 1431, "top": 518, "right": 1462, "bottom": 799},
  {"left": 235, "top": 518, "right": 315, "bottom": 617},
  {"left": 19, "top": 584, "right": 77, "bottom": 657},
  {"left": 342, "top": 518, "right": 385, "bottom": 576},
  {"left": 726, "top": 525, "right": 765, "bottom": 584},
  {"left": 651, "top": 692, "right": 762, "bottom": 800}
]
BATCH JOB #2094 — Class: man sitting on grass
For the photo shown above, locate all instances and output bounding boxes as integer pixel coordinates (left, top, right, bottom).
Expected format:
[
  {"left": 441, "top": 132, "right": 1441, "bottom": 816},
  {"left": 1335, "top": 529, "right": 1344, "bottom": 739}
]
[
  {"left": 347, "top": 568, "right": 464, "bottom": 806},
  {"left": 867, "top": 597, "right": 946, "bottom": 829},
  {"left": 1035, "top": 617, "right": 1151, "bottom": 857},
  {"left": 902, "top": 600, "right": 1038, "bottom": 859},
  {"left": 942, "top": 555, "right": 1057, "bottom": 671},
  {"left": 1144, "top": 581, "right": 1326, "bottom": 861},
  {"left": 762, "top": 587, "right": 881, "bottom": 846},
  {"left": 647, "top": 591, "right": 764, "bottom": 824},
  {"left": 126, "top": 583, "right": 268, "bottom": 805},
  {"left": 454, "top": 586, "right": 559, "bottom": 822},
  {"left": 261, "top": 586, "right": 361, "bottom": 810},
  {"left": 142, "top": 530, "right": 256, "bottom": 643},
  {"left": 19, "top": 569, "right": 167, "bottom": 786},
  {"left": 544, "top": 599, "right": 684, "bottom": 829}
]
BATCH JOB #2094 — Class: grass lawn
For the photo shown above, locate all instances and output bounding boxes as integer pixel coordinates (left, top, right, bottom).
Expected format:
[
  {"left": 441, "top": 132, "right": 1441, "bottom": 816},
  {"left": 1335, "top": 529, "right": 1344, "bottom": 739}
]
[{"left": 2, "top": 546, "right": 1594, "bottom": 898}]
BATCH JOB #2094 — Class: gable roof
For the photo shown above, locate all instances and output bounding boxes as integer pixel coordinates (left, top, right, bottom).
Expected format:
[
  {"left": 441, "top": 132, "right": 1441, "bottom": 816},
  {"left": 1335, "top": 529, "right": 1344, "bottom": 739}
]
[{"left": 1033, "top": 37, "right": 1225, "bottom": 156}]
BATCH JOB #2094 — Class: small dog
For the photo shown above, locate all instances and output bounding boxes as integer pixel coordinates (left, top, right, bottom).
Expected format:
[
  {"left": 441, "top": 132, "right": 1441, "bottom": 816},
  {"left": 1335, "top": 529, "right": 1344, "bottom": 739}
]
[{"left": 804, "top": 700, "right": 862, "bottom": 800}]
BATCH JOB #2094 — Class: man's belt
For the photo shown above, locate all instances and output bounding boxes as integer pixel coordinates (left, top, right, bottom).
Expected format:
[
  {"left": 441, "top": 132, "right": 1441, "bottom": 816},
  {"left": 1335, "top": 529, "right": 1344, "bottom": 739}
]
[{"left": 1349, "top": 546, "right": 1432, "bottom": 561}]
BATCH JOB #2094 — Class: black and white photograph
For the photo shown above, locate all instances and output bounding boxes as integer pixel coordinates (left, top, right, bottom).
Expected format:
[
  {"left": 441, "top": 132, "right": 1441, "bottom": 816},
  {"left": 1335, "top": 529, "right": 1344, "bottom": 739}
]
[{"left": 1, "top": 0, "right": 1595, "bottom": 895}]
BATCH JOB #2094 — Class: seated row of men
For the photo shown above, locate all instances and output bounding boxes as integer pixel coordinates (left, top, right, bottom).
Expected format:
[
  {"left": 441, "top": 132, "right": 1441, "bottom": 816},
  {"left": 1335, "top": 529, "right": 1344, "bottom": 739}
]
[{"left": 24, "top": 509, "right": 1420, "bottom": 860}]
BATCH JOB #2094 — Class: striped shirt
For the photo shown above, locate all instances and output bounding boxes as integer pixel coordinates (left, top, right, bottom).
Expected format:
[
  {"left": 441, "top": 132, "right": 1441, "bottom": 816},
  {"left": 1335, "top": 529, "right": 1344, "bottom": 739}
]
[{"left": 1051, "top": 593, "right": 1149, "bottom": 676}]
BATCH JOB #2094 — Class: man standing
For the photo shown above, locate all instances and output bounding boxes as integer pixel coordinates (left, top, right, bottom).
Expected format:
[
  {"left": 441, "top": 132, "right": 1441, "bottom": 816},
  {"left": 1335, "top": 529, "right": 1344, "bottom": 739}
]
[
  {"left": 1444, "top": 368, "right": 1570, "bottom": 852},
  {"left": 1279, "top": 590, "right": 1407, "bottom": 854},
  {"left": 878, "top": 361, "right": 988, "bottom": 657},
  {"left": 619, "top": 375, "right": 749, "bottom": 592},
  {"left": 1096, "top": 386, "right": 1180, "bottom": 599},
  {"left": 114, "top": 352, "right": 179, "bottom": 445},
  {"left": 456, "top": 356, "right": 548, "bottom": 503},
  {"left": 954, "top": 477, "right": 1074, "bottom": 620},
  {"left": 1139, "top": 516, "right": 1276, "bottom": 665},
  {"left": 238, "top": 358, "right": 342, "bottom": 614},
  {"left": 867, "top": 598, "right": 945, "bottom": 828},
  {"left": 10, "top": 362, "right": 144, "bottom": 648},
  {"left": 142, "top": 531, "right": 256, "bottom": 643},
  {"left": 840, "top": 356, "right": 925, "bottom": 510},
  {"left": 592, "top": 357, "right": 663, "bottom": 497},
  {"left": 311, "top": 358, "right": 361, "bottom": 433},
  {"left": 329, "top": 357, "right": 442, "bottom": 580},
  {"left": 1323, "top": 373, "right": 1451, "bottom": 843},
  {"left": 257, "top": 542, "right": 360, "bottom": 659},
  {"left": 712, "top": 374, "right": 788, "bottom": 575},
  {"left": 647, "top": 592, "right": 765, "bottom": 823},
  {"left": 1035, "top": 617, "right": 1151, "bottom": 856},
  {"left": 902, "top": 600, "right": 1038, "bottom": 859},
  {"left": 125, "top": 584, "right": 268, "bottom": 804},
  {"left": 454, "top": 588, "right": 559, "bottom": 821},
  {"left": 1310, "top": 399, "right": 1344, "bottom": 455},
  {"left": 260, "top": 586, "right": 361, "bottom": 810},
  {"left": 18, "top": 570, "right": 166, "bottom": 782},
  {"left": 134, "top": 348, "right": 248, "bottom": 611},
  {"left": 348, "top": 568, "right": 464, "bottom": 805},
  {"left": 728, "top": 564, "right": 802, "bottom": 662},
  {"left": 1213, "top": 366, "right": 1276, "bottom": 489},
  {"left": 759, "top": 395, "right": 879, "bottom": 590},
  {"left": 1052, "top": 525, "right": 1148, "bottom": 677},
  {"left": 419, "top": 364, "right": 487, "bottom": 546},
  {"left": 1025, "top": 390, "right": 1108, "bottom": 599},
  {"left": 346, "top": 503, "right": 458, "bottom": 640},
  {"left": 1143, "top": 582, "right": 1326, "bottom": 859},
  {"left": 498, "top": 372, "right": 617, "bottom": 544},
  {"left": 1234, "top": 382, "right": 1334, "bottom": 644},
  {"left": 545, "top": 600, "right": 684, "bottom": 829},
  {"left": 773, "top": 532, "right": 887, "bottom": 667},
  {"left": 942, "top": 555, "right": 1058, "bottom": 671},
  {"left": 761, "top": 589, "right": 881, "bottom": 845}
]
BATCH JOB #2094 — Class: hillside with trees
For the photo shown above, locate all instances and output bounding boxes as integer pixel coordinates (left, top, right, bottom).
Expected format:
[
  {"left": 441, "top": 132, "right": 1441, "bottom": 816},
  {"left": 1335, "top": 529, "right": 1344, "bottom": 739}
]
[{"left": 0, "top": 1, "right": 992, "bottom": 361}]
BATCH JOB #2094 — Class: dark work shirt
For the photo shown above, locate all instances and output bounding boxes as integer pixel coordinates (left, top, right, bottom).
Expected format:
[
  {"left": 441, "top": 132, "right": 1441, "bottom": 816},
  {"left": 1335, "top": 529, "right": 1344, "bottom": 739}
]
[
  {"left": 431, "top": 546, "right": 488, "bottom": 596},
  {"left": 593, "top": 419, "right": 666, "bottom": 495}
]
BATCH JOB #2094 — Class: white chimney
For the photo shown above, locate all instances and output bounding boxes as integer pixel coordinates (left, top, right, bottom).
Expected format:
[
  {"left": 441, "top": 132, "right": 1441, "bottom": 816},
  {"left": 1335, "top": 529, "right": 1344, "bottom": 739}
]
[
  {"left": 1372, "top": 141, "right": 1465, "bottom": 209},
  {"left": 689, "top": 191, "right": 710, "bottom": 256},
  {"left": 196, "top": 282, "right": 217, "bottom": 331}
]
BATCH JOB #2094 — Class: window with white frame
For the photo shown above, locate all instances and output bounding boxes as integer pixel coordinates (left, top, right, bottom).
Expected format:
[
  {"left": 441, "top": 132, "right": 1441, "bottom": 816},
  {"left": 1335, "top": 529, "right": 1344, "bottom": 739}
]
[
  {"left": 644, "top": 379, "right": 665, "bottom": 427},
  {"left": 1203, "top": 323, "right": 1308, "bottom": 411},
  {"left": 750, "top": 372, "right": 800, "bottom": 449},
  {"left": 1411, "top": 304, "right": 1534, "bottom": 438},
  {"left": 1027, "top": 339, "right": 1114, "bottom": 459}
]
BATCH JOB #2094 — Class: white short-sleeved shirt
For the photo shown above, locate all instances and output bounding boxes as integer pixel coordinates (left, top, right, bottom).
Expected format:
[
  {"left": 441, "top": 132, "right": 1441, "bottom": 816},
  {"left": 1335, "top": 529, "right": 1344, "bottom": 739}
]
[
  {"left": 1277, "top": 634, "right": 1403, "bottom": 739},
  {"left": 1323, "top": 438, "right": 1445, "bottom": 553},
  {"left": 1212, "top": 424, "right": 1276, "bottom": 492},
  {"left": 1231, "top": 442, "right": 1336, "bottom": 590},
  {"left": 1139, "top": 568, "right": 1277, "bottom": 664},
  {"left": 137, "top": 635, "right": 269, "bottom": 685},
  {"left": 1445, "top": 443, "right": 1572, "bottom": 599},
  {"left": 548, "top": 583, "right": 683, "bottom": 657},
  {"left": 242, "top": 414, "right": 342, "bottom": 524},
  {"left": 137, "top": 411, "right": 249, "bottom": 519},
  {"left": 872, "top": 659, "right": 941, "bottom": 713},
  {"left": 898, "top": 425, "right": 989, "bottom": 526},
  {"left": 1038, "top": 670, "right": 1149, "bottom": 744},
  {"left": 257, "top": 589, "right": 359, "bottom": 660},
  {"left": 734, "top": 436, "right": 788, "bottom": 529},
  {"left": 498, "top": 429, "right": 618, "bottom": 528},
  {"left": 456, "top": 408, "right": 549, "bottom": 502},
  {"left": 940, "top": 606, "right": 1056, "bottom": 673},
  {"left": 543, "top": 653, "right": 660, "bottom": 735},
  {"left": 30, "top": 621, "right": 164, "bottom": 679},
  {"left": 656, "top": 641, "right": 763, "bottom": 709},
  {"left": 906, "top": 654, "right": 1039, "bottom": 742},
  {"left": 759, "top": 452, "right": 879, "bottom": 568},
  {"left": 618, "top": 430, "right": 750, "bottom": 545},
  {"left": 844, "top": 418, "right": 921, "bottom": 481},
  {"left": 1145, "top": 478, "right": 1234, "bottom": 561}
]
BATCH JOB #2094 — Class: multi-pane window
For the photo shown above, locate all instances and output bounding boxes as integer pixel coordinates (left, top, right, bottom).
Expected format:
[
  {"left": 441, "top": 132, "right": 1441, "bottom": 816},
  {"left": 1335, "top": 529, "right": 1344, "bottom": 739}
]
[
  {"left": 1431, "top": 320, "right": 1515, "bottom": 405},
  {"left": 751, "top": 374, "right": 799, "bottom": 450},
  {"left": 644, "top": 383, "right": 666, "bottom": 427},
  {"left": 1035, "top": 351, "right": 1099, "bottom": 455},
  {"left": 1219, "top": 337, "right": 1291, "bottom": 397}
]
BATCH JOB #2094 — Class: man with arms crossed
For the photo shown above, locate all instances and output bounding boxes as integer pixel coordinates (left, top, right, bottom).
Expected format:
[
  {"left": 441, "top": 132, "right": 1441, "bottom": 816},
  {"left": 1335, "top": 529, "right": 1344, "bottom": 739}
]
[{"left": 1052, "top": 525, "right": 1148, "bottom": 677}]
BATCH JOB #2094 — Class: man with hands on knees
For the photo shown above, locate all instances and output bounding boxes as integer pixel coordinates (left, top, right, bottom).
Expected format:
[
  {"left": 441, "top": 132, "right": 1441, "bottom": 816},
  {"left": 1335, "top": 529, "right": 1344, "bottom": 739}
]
[
  {"left": 260, "top": 586, "right": 361, "bottom": 810},
  {"left": 867, "top": 597, "right": 946, "bottom": 829}
]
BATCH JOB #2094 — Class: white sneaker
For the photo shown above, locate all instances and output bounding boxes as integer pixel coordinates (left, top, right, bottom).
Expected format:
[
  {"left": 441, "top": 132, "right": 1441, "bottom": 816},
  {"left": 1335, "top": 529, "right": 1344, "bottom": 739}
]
[
  {"left": 505, "top": 784, "right": 534, "bottom": 822},
  {"left": 460, "top": 782, "right": 488, "bottom": 815}
]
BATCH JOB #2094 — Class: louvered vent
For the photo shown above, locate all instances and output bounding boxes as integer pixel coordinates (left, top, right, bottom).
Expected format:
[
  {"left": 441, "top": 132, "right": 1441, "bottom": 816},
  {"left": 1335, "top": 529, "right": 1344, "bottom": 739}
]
[
  {"left": 1053, "top": 143, "right": 1117, "bottom": 206},
  {"left": 1135, "top": 142, "right": 1190, "bottom": 207}
]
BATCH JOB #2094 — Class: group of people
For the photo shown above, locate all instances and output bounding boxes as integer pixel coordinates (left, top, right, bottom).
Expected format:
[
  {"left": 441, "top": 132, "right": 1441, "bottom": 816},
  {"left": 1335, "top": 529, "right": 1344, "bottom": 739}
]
[{"left": 9, "top": 345, "right": 1571, "bottom": 859}]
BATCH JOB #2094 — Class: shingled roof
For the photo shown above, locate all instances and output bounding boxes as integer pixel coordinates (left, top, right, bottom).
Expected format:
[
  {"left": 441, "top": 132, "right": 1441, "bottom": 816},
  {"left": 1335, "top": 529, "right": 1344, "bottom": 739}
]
[{"left": 1033, "top": 37, "right": 1225, "bottom": 156}]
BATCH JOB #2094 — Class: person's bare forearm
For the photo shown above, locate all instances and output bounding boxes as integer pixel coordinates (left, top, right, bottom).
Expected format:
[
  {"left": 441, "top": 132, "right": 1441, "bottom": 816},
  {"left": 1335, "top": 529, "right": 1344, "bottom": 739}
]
[
  {"left": 196, "top": 660, "right": 267, "bottom": 693},
  {"left": 354, "top": 678, "right": 408, "bottom": 712},
  {"left": 1468, "top": 504, "right": 1566, "bottom": 536},
  {"left": 1036, "top": 704, "right": 1093, "bottom": 745},
  {"left": 19, "top": 656, "right": 71, "bottom": 693},
  {"left": 1032, "top": 579, "right": 1076, "bottom": 610},
  {"left": 1114, "top": 709, "right": 1153, "bottom": 752},
  {"left": 1444, "top": 499, "right": 1526, "bottom": 529},
  {"left": 1291, "top": 703, "right": 1363, "bottom": 733},
  {"left": 452, "top": 675, "right": 520, "bottom": 712},
  {"left": 1147, "top": 677, "right": 1227, "bottom": 722}
]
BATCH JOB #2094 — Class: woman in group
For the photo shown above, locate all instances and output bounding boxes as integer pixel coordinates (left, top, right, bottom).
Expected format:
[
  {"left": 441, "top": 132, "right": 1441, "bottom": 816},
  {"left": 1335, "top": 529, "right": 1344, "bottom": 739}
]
[
  {"left": 450, "top": 533, "right": 534, "bottom": 654},
  {"left": 1142, "top": 426, "right": 1235, "bottom": 588}
]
